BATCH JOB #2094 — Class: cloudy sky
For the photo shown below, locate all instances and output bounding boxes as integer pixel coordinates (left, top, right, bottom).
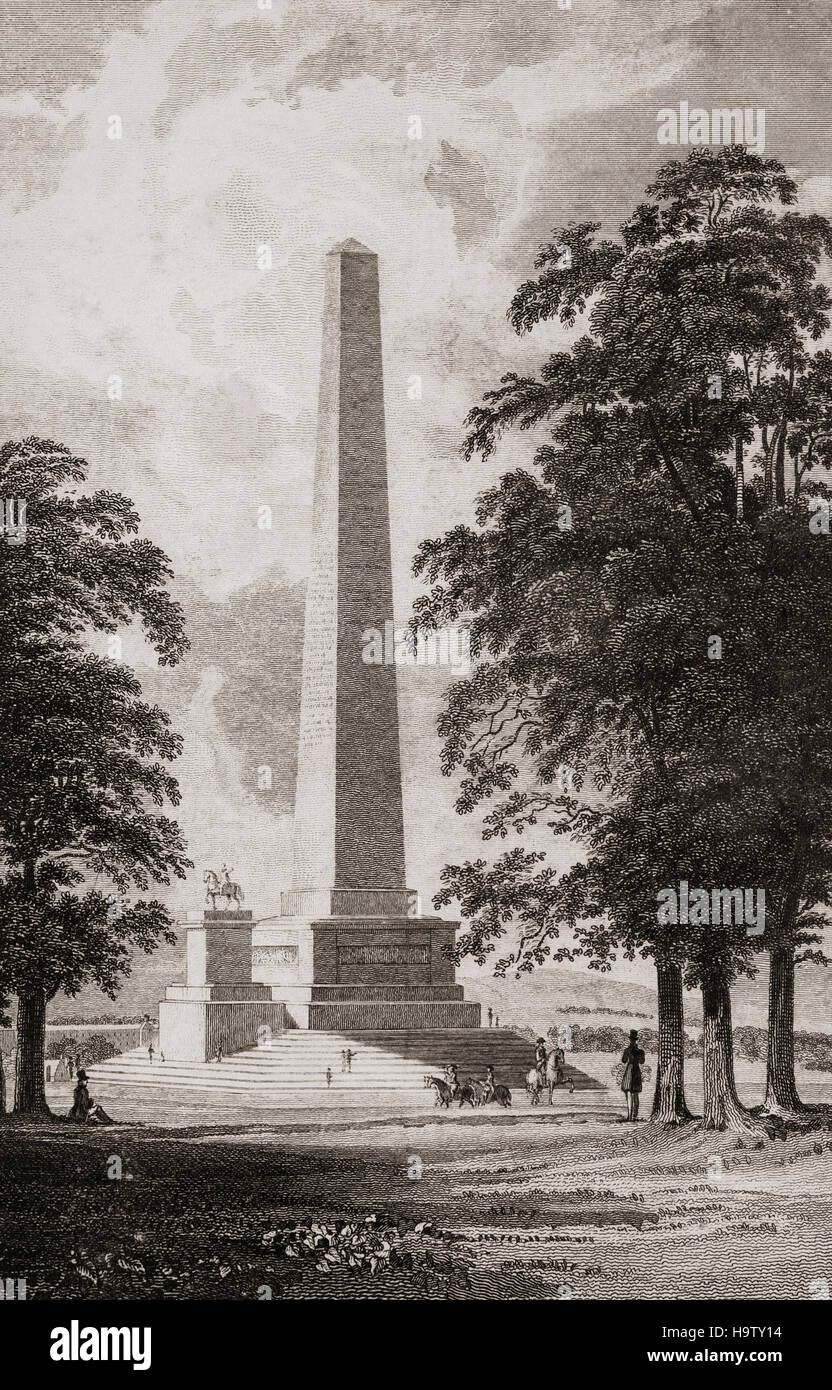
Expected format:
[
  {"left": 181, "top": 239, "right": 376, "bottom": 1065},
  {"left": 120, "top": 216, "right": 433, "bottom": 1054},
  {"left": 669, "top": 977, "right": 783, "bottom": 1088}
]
[{"left": 1, "top": 0, "right": 831, "bottom": 988}]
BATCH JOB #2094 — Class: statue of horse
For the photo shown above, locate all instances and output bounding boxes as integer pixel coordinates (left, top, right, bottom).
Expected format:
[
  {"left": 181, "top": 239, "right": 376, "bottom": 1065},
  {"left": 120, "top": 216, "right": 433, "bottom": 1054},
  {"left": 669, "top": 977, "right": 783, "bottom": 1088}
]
[
  {"left": 203, "top": 867, "right": 244, "bottom": 909},
  {"left": 203, "top": 868, "right": 221, "bottom": 909}
]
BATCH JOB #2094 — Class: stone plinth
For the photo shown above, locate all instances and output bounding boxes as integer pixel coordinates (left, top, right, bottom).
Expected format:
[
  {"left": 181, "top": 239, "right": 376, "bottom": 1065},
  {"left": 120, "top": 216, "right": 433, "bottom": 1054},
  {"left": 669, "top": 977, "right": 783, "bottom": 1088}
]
[
  {"left": 251, "top": 910, "right": 480, "bottom": 1030},
  {"left": 160, "top": 911, "right": 288, "bottom": 1061}
]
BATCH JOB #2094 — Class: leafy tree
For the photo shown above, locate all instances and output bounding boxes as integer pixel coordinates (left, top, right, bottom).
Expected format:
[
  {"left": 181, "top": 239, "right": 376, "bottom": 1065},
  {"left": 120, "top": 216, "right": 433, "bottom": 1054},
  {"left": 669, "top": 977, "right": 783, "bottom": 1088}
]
[
  {"left": 0, "top": 438, "right": 190, "bottom": 1113},
  {"left": 415, "top": 148, "right": 832, "bottom": 1131}
]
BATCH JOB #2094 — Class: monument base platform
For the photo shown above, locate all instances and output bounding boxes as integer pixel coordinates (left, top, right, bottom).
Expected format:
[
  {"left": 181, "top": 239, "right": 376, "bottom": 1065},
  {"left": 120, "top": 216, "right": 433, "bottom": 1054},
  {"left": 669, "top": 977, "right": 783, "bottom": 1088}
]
[
  {"left": 251, "top": 910, "right": 481, "bottom": 1030},
  {"left": 159, "top": 985, "right": 288, "bottom": 1063},
  {"left": 160, "top": 904, "right": 481, "bottom": 1061},
  {"left": 89, "top": 1028, "right": 609, "bottom": 1100}
]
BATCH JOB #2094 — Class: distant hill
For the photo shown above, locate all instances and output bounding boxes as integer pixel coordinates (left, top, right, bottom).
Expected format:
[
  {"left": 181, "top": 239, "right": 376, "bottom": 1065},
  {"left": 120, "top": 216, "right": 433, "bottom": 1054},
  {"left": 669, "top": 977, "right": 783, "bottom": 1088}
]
[
  {"left": 464, "top": 962, "right": 832, "bottom": 1037},
  {"left": 464, "top": 966, "right": 661, "bottom": 1035}
]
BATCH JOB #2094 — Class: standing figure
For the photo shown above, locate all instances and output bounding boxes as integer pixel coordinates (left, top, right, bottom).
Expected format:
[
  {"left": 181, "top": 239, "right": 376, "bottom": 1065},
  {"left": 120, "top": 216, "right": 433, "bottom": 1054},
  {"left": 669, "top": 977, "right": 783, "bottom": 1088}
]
[
  {"left": 325, "top": 1067, "right": 333, "bottom": 1088},
  {"left": 487, "top": 1007, "right": 493, "bottom": 1028},
  {"left": 147, "top": 1043, "right": 155, "bottom": 1065},
  {"left": 620, "top": 1029, "right": 645, "bottom": 1122}
]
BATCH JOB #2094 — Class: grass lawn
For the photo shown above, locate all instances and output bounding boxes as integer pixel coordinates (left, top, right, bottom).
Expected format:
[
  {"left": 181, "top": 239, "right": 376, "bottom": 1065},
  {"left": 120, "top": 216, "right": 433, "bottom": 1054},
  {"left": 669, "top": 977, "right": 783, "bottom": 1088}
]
[{"left": 2, "top": 1084, "right": 832, "bottom": 1300}]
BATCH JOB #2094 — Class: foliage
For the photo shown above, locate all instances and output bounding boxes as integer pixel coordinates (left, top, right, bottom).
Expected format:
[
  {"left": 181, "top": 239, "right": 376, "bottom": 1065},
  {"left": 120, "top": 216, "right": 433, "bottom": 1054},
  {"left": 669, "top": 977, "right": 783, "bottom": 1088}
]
[{"left": 412, "top": 148, "right": 832, "bottom": 1017}]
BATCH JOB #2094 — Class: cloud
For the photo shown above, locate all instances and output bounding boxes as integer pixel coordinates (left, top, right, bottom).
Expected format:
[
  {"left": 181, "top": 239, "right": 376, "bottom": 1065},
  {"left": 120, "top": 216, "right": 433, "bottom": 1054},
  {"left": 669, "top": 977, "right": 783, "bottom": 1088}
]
[
  {"left": 424, "top": 140, "right": 499, "bottom": 251},
  {"left": 0, "top": 0, "right": 161, "bottom": 102}
]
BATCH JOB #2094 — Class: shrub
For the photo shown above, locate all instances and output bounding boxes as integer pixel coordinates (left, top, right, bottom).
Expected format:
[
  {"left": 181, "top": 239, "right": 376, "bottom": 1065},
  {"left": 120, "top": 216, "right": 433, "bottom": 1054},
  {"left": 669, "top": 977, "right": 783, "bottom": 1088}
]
[{"left": 45, "top": 1032, "right": 123, "bottom": 1064}]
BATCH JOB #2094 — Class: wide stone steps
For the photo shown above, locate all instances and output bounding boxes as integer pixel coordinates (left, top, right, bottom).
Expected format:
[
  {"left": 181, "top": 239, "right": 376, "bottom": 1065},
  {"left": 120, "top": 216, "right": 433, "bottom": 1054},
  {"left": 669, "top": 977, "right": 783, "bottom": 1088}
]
[{"left": 85, "top": 1030, "right": 604, "bottom": 1095}]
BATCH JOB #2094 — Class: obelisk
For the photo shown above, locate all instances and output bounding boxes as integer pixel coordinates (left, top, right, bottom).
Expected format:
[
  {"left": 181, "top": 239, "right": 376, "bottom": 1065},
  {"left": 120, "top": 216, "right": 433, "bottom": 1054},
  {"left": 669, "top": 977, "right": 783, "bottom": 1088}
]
[
  {"left": 162, "top": 240, "right": 480, "bottom": 1050},
  {"left": 292, "top": 240, "right": 406, "bottom": 892},
  {"left": 250, "top": 241, "right": 480, "bottom": 1030}
]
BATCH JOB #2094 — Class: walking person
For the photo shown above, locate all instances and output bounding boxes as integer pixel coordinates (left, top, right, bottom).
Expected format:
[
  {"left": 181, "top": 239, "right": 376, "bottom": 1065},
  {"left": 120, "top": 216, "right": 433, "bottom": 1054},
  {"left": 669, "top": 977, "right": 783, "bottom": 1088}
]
[
  {"left": 325, "top": 1066, "right": 333, "bottom": 1088},
  {"left": 620, "top": 1029, "right": 645, "bottom": 1122},
  {"left": 341, "top": 1049, "right": 347, "bottom": 1072},
  {"left": 487, "top": 1007, "right": 493, "bottom": 1028},
  {"left": 345, "top": 1048, "right": 354, "bottom": 1073},
  {"left": 215, "top": 1044, "right": 223, "bottom": 1065},
  {"left": 148, "top": 1042, "right": 155, "bottom": 1065}
]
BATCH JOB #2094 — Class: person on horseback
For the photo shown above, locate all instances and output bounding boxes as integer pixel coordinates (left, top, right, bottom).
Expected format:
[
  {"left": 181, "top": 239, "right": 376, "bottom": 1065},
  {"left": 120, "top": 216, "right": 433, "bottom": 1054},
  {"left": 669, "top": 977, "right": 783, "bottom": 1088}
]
[
  {"left": 483, "top": 1064, "right": 496, "bottom": 1102},
  {"left": 534, "top": 1037, "right": 548, "bottom": 1081},
  {"left": 443, "top": 1063, "right": 460, "bottom": 1098}
]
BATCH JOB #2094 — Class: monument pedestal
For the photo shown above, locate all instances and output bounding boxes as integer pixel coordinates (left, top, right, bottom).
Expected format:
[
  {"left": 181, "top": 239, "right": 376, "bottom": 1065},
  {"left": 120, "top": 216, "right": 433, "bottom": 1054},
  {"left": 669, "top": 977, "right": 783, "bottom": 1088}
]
[
  {"left": 252, "top": 888, "right": 479, "bottom": 1030},
  {"left": 159, "top": 910, "right": 288, "bottom": 1061}
]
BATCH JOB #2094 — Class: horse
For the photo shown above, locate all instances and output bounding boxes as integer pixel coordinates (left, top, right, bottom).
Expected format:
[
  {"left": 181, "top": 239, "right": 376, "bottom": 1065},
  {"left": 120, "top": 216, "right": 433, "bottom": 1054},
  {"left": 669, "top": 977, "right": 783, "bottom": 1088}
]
[
  {"left": 203, "top": 867, "right": 244, "bottom": 909},
  {"left": 491, "top": 1084, "right": 512, "bottom": 1108},
  {"left": 469, "top": 1080, "right": 488, "bottom": 1107},
  {"left": 203, "top": 869, "right": 221, "bottom": 910},
  {"left": 425, "top": 1075, "right": 452, "bottom": 1108},
  {"left": 457, "top": 1081, "right": 477, "bottom": 1108},
  {"left": 526, "top": 1067, "right": 544, "bottom": 1106},
  {"left": 545, "top": 1049, "right": 565, "bottom": 1103}
]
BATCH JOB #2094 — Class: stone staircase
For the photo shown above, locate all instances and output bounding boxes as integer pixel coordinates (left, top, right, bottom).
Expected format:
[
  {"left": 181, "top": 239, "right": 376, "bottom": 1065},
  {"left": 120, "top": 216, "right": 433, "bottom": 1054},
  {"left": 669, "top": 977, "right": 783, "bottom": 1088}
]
[{"left": 86, "top": 1029, "right": 606, "bottom": 1098}]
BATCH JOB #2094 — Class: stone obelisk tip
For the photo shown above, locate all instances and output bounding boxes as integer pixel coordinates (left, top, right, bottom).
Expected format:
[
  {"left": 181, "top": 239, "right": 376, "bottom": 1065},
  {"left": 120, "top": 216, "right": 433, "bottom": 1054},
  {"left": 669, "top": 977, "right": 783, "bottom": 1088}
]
[{"left": 329, "top": 237, "right": 374, "bottom": 255}]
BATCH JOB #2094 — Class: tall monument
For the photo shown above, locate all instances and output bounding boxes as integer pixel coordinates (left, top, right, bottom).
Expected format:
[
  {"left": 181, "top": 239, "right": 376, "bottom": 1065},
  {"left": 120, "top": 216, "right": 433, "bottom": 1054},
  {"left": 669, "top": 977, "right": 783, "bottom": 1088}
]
[
  {"left": 253, "top": 239, "right": 479, "bottom": 1029},
  {"left": 161, "top": 240, "right": 479, "bottom": 1055},
  {"left": 291, "top": 239, "right": 406, "bottom": 892}
]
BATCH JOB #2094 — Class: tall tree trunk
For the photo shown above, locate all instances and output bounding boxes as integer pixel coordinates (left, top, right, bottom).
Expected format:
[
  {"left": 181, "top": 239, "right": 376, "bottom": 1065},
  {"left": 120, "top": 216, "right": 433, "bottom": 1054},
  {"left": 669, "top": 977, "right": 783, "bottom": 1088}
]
[
  {"left": 651, "top": 956, "right": 694, "bottom": 1124},
  {"left": 702, "top": 976, "right": 760, "bottom": 1132},
  {"left": 774, "top": 424, "right": 787, "bottom": 506},
  {"left": 13, "top": 856, "right": 50, "bottom": 1115},
  {"left": 774, "top": 356, "right": 794, "bottom": 506},
  {"left": 14, "top": 987, "right": 49, "bottom": 1114},
  {"left": 0, "top": 1049, "right": 5, "bottom": 1114},
  {"left": 763, "top": 837, "right": 810, "bottom": 1117},
  {"left": 735, "top": 435, "right": 744, "bottom": 519},
  {"left": 763, "top": 941, "right": 801, "bottom": 1115},
  {"left": 762, "top": 425, "right": 773, "bottom": 506}
]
